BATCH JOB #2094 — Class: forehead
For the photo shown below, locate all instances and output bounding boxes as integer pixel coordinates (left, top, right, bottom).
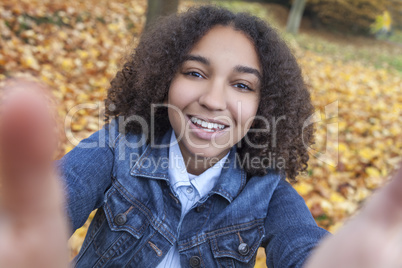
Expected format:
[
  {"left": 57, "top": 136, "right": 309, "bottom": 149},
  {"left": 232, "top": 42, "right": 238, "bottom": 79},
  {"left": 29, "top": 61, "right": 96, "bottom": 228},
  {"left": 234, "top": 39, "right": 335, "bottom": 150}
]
[{"left": 188, "top": 25, "right": 261, "bottom": 72}]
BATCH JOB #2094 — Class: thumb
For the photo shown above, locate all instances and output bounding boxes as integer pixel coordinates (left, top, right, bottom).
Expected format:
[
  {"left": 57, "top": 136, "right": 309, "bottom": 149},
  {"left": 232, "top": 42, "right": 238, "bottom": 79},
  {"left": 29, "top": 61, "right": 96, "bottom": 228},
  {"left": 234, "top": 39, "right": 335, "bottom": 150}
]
[
  {"left": 362, "top": 164, "right": 402, "bottom": 227},
  {"left": 0, "top": 79, "right": 69, "bottom": 268},
  {"left": 0, "top": 79, "right": 60, "bottom": 218}
]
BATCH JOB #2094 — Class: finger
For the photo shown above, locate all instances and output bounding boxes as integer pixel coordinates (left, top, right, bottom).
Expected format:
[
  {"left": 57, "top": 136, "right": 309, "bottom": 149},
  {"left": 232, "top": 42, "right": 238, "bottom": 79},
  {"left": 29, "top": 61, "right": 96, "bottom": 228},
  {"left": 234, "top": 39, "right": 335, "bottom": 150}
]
[
  {"left": 362, "top": 164, "right": 402, "bottom": 228},
  {"left": 382, "top": 164, "right": 402, "bottom": 205},
  {"left": 0, "top": 79, "right": 69, "bottom": 267},
  {"left": 305, "top": 164, "right": 402, "bottom": 268},
  {"left": 0, "top": 79, "right": 59, "bottom": 218}
]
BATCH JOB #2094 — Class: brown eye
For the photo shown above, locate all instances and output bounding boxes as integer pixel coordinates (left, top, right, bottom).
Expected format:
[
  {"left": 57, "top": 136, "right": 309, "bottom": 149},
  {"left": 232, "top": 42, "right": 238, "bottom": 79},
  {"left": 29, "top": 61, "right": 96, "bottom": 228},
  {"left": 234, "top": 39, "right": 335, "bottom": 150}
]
[
  {"left": 234, "top": 83, "right": 253, "bottom": 91},
  {"left": 184, "top": 71, "right": 203, "bottom": 78}
]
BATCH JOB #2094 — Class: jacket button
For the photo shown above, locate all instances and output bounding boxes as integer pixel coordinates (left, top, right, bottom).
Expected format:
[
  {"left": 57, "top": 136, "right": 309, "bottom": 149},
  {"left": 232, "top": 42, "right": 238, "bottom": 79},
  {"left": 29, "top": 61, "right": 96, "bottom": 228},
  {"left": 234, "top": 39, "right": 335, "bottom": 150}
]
[
  {"left": 189, "top": 256, "right": 201, "bottom": 267},
  {"left": 238, "top": 243, "right": 249, "bottom": 256},
  {"left": 195, "top": 204, "right": 205, "bottom": 213},
  {"left": 114, "top": 213, "right": 127, "bottom": 226}
]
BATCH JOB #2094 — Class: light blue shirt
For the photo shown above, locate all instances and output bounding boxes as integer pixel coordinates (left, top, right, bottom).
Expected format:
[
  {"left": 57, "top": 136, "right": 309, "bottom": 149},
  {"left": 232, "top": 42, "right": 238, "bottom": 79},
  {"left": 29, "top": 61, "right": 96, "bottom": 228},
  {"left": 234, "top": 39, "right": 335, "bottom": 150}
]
[{"left": 156, "top": 131, "right": 229, "bottom": 268}]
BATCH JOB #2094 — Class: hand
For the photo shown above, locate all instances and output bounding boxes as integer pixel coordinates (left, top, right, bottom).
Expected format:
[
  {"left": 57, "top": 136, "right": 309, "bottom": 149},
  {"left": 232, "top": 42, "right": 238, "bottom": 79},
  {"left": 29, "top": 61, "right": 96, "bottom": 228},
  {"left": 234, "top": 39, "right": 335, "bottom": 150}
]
[
  {"left": 0, "top": 79, "right": 69, "bottom": 268},
  {"left": 305, "top": 164, "right": 402, "bottom": 268}
]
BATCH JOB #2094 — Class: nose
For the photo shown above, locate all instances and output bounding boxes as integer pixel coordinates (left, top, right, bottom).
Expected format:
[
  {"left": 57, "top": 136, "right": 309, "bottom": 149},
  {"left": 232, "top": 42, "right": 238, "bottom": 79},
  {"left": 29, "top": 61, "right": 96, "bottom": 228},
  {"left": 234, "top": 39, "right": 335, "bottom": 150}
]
[{"left": 198, "top": 80, "right": 227, "bottom": 111}]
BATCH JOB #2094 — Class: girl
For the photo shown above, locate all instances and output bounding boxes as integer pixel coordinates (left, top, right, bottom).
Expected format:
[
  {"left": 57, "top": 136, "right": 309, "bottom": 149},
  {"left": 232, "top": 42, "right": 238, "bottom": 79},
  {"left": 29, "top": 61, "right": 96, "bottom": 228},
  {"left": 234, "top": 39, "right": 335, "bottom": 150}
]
[
  {"left": 2, "top": 4, "right": 402, "bottom": 268},
  {"left": 58, "top": 6, "right": 328, "bottom": 267}
]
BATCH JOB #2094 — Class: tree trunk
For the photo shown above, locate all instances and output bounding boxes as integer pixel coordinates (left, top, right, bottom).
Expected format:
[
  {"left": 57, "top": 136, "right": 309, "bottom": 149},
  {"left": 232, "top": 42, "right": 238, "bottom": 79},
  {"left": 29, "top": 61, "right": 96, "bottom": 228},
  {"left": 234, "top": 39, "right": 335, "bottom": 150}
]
[
  {"left": 145, "top": 0, "right": 179, "bottom": 30},
  {"left": 286, "top": 0, "right": 306, "bottom": 34}
]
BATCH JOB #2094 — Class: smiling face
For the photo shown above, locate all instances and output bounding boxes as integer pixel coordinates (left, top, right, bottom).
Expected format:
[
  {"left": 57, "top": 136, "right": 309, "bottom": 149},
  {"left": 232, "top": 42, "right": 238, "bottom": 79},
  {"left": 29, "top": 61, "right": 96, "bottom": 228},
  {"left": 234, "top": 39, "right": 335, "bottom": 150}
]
[{"left": 167, "top": 25, "right": 262, "bottom": 173}]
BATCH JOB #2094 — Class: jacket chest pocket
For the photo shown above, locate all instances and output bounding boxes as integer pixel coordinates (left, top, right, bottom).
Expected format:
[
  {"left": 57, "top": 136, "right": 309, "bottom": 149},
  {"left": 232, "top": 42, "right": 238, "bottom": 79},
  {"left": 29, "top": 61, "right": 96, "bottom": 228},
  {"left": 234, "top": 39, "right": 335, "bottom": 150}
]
[
  {"left": 209, "top": 223, "right": 264, "bottom": 268},
  {"left": 91, "top": 187, "right": 151, "bottom": 267}
]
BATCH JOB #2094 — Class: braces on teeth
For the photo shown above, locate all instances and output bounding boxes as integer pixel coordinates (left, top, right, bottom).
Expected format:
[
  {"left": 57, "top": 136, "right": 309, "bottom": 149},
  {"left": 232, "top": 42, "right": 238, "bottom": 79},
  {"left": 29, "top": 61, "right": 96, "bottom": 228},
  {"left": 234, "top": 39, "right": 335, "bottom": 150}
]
[{"left": 190, "top": 117, "right": 226, "bottom": 131}]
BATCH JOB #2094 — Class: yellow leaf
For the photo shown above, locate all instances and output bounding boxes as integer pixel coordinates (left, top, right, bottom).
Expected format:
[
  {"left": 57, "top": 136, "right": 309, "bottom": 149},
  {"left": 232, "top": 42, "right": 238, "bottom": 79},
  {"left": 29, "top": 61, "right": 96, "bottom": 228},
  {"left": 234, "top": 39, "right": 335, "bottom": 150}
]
[
  {"left": 61, "top": 58, "right": 74, "bottom": 72},
  {"left": 64, "top": 144, "right": 75, "bottom": 154},
  {"left": 358, "top": 147, "right": 374, "bottom": 163},
  {"left": 338, "top": 142, "right": 347, "bottom": 153},
  {"left": 293, "top": 182, "right": 314, "bottom": 196},
  {"left": 78, "top": 50, "right": 89, "bottom": 59},
  {"left": 365, "top": 167, "right": 381, "bottom": 178},
  {"left": 365, "top": 176, "right": 385, "bottom": 190},
  {"left": 77, "top": 93, "right": 89, "bottom": 102},
  {"left": 71, "top": 118, "right": 88, "bottom": 132},
  {"left": 21, "top": 53, "right": 40, "bottom": 70},
  {"left": 330, "top": 192, "right": 345, "bottom": 203}
]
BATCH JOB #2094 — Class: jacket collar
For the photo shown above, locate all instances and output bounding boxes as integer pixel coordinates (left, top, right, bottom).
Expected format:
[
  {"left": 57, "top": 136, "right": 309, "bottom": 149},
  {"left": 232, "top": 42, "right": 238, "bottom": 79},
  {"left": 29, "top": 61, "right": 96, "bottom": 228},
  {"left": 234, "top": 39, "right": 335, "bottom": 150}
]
[{"left": 130, "top": 129, "right": 246, "bottom": 203}]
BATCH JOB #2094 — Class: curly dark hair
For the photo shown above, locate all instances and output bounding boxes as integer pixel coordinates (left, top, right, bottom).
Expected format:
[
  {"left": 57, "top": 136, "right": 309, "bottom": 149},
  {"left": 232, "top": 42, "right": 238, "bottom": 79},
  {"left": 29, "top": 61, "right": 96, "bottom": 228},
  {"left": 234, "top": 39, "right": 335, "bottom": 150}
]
[{"left": 105, "top": 5, "right": 314, "bottom": 182}]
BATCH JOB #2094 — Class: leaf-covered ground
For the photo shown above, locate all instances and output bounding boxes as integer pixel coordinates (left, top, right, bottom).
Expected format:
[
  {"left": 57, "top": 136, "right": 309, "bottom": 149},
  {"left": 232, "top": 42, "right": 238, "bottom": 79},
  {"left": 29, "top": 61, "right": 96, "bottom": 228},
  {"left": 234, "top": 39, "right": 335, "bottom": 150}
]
[{"left": 1, "top": 0, "right": 401, "bottom": 266}]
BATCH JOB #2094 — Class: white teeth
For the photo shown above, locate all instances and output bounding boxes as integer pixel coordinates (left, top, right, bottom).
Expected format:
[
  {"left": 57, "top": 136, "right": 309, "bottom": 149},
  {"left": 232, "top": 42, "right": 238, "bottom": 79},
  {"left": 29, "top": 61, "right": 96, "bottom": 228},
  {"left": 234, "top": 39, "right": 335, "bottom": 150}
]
[{"left": 190, "top": 116, "right": 226, "bottom": 131}]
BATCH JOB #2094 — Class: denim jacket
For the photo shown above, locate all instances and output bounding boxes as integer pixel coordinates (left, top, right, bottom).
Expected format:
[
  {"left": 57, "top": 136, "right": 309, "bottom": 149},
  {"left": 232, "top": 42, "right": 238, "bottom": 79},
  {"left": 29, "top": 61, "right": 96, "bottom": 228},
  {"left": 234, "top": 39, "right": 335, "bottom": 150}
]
[{"left": 58, "top": 120, "right": 329, "bottom": 268}]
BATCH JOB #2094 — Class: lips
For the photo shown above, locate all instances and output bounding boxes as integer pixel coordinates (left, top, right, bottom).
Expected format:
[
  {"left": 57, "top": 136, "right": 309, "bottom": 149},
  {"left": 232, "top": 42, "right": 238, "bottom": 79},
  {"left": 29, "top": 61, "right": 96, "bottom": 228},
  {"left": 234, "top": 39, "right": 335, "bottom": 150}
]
[
  {"left": 188, "top": 115, "right": 229, "bottom": 132},
  {"left": 187, "top": 114, "right": 229, "bottom": 126},
  {"left": 185, "top": 114, "right": 230, "bottom": 141}
]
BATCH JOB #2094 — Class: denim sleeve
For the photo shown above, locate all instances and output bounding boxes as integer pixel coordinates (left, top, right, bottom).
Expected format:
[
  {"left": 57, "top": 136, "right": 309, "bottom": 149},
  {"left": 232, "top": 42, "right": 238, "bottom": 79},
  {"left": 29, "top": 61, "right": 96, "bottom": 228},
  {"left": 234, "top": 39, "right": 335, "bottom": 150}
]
[
  {"left": 263, "top": 179, "right": 330, "bottom": 268},
  {"left": 56, "top": 122, "right": 118, "bottom": 233}
]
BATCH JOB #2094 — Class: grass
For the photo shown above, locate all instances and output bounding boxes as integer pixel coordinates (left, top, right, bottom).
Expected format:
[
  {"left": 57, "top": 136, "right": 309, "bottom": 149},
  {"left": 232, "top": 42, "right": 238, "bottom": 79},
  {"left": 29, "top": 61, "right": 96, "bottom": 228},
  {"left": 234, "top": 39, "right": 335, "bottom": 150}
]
[
  {"left": 288, "top": 32, "right": 402, "bottom": 74},
  {"left": 211, "top": 0, "right": 402, "bottom": 75}
]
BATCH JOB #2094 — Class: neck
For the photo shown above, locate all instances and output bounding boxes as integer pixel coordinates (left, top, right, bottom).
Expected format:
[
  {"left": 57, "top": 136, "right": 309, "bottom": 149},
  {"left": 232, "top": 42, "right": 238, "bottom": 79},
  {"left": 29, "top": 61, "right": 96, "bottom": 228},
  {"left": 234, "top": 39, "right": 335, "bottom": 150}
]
[{"left": 177, "top": 143, "right": 227, "bottom": 176}]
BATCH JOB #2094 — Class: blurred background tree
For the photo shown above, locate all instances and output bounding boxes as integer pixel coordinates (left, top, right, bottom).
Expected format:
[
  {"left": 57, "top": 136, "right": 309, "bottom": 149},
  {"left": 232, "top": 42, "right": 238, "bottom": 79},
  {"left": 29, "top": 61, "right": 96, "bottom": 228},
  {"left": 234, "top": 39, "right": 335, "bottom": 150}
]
[
  {"left": 306, "top": 0, "right": 388, "bottom": 34},
  {"left": 286, "top": 0, "right": 307, "bottom": 34},
  {"left": 370, "top": 10, "right": 392, "bottom": 39},
  {"left": 249, "top": 0, "right": 402, "bottom": 36},
  {"left": 145, "top": 0, "right": 179, "bottom": 30}
]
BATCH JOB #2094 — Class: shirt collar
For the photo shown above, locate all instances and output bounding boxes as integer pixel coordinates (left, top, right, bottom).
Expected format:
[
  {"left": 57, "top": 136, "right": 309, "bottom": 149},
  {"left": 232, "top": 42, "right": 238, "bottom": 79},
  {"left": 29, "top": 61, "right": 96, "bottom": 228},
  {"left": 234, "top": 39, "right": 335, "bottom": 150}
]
[
  {"left": 168, "top": 131, "right": 229, "bottom": 198},
  {"left": 131, "top": 128, "right": 247, "bottom": 203}
]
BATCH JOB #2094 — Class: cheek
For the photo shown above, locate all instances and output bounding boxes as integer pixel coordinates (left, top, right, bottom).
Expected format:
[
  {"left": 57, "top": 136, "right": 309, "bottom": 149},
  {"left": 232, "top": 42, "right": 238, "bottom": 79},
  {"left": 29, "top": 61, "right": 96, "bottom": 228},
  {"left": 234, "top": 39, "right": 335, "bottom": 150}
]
[
  {"left": 234, "top": 98, "right": 259, "bottom": 131},
  {"left": 167, "top": 79, "right": 197, "bottom": 131},
  {"left": 168, "top": 80, "right": 197, "bottom": 108}
]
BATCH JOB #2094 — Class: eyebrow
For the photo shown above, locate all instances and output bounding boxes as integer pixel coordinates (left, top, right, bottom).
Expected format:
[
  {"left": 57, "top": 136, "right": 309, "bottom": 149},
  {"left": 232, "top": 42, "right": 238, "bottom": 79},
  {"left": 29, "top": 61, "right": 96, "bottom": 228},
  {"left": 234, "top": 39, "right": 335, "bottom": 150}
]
[
  {"left": 182, "top": 54, "right": 262, "bottom": 81},
  {"left": 182, "top": 54, "right": 210, "bottom": 65},
  {"left": 234, "top": 65, "right": 262, "bottom": 81}
]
